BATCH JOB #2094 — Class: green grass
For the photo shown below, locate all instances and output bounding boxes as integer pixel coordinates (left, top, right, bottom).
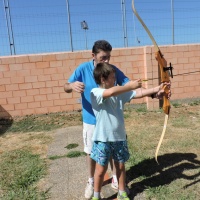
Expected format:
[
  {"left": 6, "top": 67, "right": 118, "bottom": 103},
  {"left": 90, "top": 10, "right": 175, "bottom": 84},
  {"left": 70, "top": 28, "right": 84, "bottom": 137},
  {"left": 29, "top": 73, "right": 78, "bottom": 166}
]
[
  {"left": 125, "top": 102, "right": 200, "bottom": 200},
  {"left": 6, "top": 111, "right": 82, "bottom": 133},
  {"left": 1, "top": 100, "right": 200, "bottom": 200},
  {"left": 0, "top": 150, "right": 48, "bottom": 200}
]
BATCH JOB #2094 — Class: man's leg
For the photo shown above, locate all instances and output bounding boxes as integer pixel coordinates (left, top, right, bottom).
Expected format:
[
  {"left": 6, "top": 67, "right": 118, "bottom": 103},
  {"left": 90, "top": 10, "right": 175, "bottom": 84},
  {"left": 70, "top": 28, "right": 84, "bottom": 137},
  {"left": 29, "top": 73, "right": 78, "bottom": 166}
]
[
  {"left": 110, "top": 158, "right": 118, "bottom": 189},
  {"left": 83, "top": 123, "right": 95, "bottom": 199},
  {"left": 87, "top": 153, "right": 96, "bottom": 179}
]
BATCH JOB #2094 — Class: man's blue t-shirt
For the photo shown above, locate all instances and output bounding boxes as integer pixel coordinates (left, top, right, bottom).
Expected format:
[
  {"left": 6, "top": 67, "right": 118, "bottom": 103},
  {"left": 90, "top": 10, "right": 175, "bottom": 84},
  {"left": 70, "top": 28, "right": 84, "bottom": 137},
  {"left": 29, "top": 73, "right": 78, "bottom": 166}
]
[{"left": 68, "top": 60, "right": 129, "bottom": 125}]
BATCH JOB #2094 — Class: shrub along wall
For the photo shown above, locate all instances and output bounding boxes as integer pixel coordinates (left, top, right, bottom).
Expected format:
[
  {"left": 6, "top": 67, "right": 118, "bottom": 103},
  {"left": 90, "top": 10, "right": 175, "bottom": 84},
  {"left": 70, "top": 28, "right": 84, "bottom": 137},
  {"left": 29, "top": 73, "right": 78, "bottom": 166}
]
[{"left": 0, "top": 44, "right": 200, "bottom": 118}]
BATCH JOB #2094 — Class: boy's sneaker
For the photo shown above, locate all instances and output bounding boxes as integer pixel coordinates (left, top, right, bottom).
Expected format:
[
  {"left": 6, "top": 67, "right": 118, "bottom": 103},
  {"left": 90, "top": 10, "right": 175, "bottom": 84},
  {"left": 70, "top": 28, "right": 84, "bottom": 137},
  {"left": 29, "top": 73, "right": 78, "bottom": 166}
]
[
  {"left": 117, "top": 191, "right": 130, "bottom": 200},
  {"left": 92, "top": 197, "right": 101, "bottom": 200},
  {"left": 84, "top": 182, "right": 94, "bottom": 199}
]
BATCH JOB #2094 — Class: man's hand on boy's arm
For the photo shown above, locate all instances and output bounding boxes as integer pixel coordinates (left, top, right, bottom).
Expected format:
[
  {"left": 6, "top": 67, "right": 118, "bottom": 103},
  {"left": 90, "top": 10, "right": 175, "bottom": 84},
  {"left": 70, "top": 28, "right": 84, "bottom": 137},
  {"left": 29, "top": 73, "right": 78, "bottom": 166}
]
[{"left": 64, "top": 81, "right": 85, "bottom": 93}]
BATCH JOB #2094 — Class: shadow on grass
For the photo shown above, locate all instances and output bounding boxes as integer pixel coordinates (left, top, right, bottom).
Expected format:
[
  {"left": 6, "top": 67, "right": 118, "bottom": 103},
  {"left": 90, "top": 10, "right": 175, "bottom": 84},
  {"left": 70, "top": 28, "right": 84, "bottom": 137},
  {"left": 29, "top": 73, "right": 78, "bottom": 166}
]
[
  {"left": 125, "top": 153, "right": 200, "bottom": 199},
  {"left": 0, "top": 106, "right": 13, "bottom": 135}
]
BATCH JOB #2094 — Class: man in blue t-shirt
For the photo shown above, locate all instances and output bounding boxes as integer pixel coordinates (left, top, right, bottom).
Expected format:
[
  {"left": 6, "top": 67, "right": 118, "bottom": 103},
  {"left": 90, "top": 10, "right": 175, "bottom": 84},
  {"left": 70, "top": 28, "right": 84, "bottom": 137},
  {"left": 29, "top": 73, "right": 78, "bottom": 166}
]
[{"left": 64, "top": 40, "right": 129, "bottom": 199}]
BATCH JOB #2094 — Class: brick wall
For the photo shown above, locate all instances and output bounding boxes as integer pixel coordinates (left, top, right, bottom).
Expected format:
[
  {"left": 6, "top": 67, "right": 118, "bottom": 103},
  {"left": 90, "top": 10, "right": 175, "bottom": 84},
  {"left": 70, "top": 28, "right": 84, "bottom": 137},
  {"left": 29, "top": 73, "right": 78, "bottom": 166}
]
[{"left": 0, "top": 44, "right": 200, "bottom": 118}]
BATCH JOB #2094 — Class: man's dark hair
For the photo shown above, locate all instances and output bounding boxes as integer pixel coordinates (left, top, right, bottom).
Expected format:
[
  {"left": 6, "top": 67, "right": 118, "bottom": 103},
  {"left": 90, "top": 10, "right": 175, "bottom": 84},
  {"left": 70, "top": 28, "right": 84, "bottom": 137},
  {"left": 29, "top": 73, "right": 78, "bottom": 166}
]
[
  {"left": 92, "top": 40, "right": 112, "bottom": 54},
  {"left": 93, "top": 63, "right": 115, "bottom": 84}
]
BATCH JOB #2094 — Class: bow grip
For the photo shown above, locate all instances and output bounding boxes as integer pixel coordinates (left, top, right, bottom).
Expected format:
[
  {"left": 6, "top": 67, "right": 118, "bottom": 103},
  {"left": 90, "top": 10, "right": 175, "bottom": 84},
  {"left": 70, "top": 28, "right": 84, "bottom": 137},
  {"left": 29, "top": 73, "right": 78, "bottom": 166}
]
[{"left": 163, "top": 85, "right": 170, "bottom": 115}]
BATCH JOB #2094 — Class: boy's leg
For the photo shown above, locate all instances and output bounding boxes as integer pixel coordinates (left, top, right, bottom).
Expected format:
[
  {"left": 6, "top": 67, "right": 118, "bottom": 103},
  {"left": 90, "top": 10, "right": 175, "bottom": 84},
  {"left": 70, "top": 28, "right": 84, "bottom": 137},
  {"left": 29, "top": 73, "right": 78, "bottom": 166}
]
[
  {"left": 114, "top": 161, "right": 126, "bottom": 191},
  {"left": 114, "top": 161, "right": 130, "bottom": 199},
  {"left": 94, "top": 162, "right": 108, "bottom": 192},
  {"left": 91, "top": 141, "right": 112, "bottom": 198},
  {"left": 112, "top": 141, "right": 130, "bottom": 198}
]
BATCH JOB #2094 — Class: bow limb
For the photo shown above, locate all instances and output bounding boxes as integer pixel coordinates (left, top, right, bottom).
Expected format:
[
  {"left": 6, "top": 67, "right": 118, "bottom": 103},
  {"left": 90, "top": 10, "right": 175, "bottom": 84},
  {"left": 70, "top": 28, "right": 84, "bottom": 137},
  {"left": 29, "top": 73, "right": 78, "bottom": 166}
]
[
  {"left": 155, "top": 114, "right": 168, "bottom": 163},
  {"left": 132, "top": 0, "right": 171, "bottom": 163},
  {"left": 132, "top": 0, "right": 159, "bottom": 52}
]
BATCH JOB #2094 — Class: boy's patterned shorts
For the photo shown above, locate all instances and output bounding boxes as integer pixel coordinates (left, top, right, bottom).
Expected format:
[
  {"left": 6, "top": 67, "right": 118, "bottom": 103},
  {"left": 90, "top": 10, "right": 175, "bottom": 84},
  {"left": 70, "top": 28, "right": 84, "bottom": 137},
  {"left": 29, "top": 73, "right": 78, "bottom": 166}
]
[{"left": 90, "top": 140, "right": 130, "bottom": 166}]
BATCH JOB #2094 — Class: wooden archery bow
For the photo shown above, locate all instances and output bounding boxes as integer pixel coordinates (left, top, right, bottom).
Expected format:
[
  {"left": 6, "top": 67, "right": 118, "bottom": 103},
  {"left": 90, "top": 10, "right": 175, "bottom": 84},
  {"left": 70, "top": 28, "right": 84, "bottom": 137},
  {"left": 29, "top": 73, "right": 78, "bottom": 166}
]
[{"left": 132, "top": 0, "right": 173, "bottom": 163}]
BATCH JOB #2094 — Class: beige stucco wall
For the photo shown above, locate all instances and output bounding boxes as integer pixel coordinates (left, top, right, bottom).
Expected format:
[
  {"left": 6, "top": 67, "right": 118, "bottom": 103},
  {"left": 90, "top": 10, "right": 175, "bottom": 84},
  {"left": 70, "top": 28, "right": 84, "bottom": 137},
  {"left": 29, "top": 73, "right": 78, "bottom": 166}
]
[{"left": 0, "top": 44, "right": 200, "bottom": 118}]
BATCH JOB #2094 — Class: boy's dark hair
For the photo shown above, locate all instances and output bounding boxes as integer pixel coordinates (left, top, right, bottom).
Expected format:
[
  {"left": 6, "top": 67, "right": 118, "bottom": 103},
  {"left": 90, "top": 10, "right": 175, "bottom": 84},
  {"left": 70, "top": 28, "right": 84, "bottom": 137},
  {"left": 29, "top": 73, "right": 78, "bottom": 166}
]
[
  {"left": 92, "top": 40, "right": 112, "bottom": 54},
  {"left": 93, "top": 63, "right": 115, "bottom": 84}
]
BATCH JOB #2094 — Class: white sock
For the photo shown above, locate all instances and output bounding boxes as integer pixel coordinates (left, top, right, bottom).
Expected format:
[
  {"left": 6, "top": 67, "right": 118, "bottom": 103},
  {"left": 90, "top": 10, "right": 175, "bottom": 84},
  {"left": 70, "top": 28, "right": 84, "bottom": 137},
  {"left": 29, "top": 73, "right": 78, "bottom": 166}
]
[
  {"left": 119, "top": 189, "right": 126, "bottom": 195},
  {"left": 112, "top": 174, "right": 117, "bottom": 182},
  {"left": 88, "top": 177, "right": 94, "bottom": 184},
  {"left": 93, "top": 191, "right": 100, "bottom": 198}
]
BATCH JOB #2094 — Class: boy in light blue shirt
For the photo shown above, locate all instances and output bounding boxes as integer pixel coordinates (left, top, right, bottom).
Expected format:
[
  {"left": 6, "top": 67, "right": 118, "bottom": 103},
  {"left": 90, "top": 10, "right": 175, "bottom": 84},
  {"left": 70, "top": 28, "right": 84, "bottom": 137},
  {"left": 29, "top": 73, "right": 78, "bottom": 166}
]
[{"left": 90, "top": 62, "right": 170, "bottom": 200}]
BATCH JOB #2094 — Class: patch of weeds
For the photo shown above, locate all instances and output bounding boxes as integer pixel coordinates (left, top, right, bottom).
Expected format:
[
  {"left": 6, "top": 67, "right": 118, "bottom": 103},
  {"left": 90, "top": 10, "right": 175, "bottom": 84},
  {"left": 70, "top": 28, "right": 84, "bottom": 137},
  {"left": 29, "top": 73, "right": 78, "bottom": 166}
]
[
  {"left": 172, "top": 102, "right": 182, "bottom": 108},
  {"left": 171, "top": 116, "right": 189, "bottom": 128},
  {"left": 0, "top": 149, "right": 47, "bottom": 200},
  {"left": 66, "top": 151, "right": 86, "bottom": 158},
  {"left": 65, "top": 143, "right": 79, "bottom": 149},
  {"left": 49, "top": 151, "right": 86, "bottom": 160},
  {"left": 124, "top": 112, "right": 131, "bottom": 119},
  {"left": 49, "top": 155, "right": 68, "bottom": 160},
  {"left": 189, "top": 100, "right": 200, "bottom": 106},
  {"left": 135, "top": 107, "right": 147, "bottom": 113}
]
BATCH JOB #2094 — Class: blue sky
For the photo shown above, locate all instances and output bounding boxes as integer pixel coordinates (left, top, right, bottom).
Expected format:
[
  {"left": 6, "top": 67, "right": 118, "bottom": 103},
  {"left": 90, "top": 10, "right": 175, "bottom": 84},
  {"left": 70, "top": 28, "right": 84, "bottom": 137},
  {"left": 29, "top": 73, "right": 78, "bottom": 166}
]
[{"left": 0, "top": 0, "right": 200, "bottom": 56}]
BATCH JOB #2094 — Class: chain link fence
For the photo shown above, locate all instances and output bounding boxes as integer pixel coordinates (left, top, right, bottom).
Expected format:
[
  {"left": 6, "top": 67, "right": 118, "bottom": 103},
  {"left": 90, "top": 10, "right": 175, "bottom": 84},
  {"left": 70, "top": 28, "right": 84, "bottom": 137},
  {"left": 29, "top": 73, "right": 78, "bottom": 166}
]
[{"left": 0, "top": 0, "right": 200, "bottom": 56}]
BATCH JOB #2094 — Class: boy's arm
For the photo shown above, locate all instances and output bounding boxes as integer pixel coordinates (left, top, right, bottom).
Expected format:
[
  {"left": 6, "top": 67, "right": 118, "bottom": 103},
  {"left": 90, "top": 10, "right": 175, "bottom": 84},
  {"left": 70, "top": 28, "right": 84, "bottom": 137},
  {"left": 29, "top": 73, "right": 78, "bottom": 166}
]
[
  {"left": 134, "top": 86, "right": 160, "bottom": 99},
  {"left": 103, "top": 79, "right": 142, "bottom": 98},
  {"left": 134, "top": 82, "right": 171, "bottom": 99}
]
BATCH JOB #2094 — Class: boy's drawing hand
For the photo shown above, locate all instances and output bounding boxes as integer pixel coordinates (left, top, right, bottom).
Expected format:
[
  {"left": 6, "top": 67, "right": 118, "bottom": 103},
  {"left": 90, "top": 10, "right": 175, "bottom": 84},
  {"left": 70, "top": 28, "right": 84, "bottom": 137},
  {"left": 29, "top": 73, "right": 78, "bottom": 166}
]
[
  {"left": 71, "top": 81, "right": 85, "bottom": 93},
  {"left": 128, "top": 79, "right": 142, "bottom": 89}
]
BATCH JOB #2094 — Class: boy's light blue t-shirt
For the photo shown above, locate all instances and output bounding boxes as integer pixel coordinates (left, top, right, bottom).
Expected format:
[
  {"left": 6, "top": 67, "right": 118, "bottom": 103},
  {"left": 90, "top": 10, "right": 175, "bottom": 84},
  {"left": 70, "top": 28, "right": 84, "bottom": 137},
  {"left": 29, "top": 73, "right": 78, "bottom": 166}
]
[
  {"left": 90, "top": 88, "right": 136, "bottom": 142},
  {"left": 68, "top": 60, "right": 129, "bottom": 125}
]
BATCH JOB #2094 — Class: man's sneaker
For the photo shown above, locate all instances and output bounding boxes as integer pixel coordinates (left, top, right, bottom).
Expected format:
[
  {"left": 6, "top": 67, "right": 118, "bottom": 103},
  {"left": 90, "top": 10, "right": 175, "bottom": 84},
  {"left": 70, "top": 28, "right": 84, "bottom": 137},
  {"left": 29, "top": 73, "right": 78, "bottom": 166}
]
[
  {"left": 111, "top": 178, "right": 118, "bottom": 190},
  {"left": 111, "top": 178, "right": 130, "bottom": 195},
  {"left": 117, "top": 191, "right": 130, "bottom": 200},
  {"left": 84, "top": 182, "right": 94, "bottom": 199}
]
